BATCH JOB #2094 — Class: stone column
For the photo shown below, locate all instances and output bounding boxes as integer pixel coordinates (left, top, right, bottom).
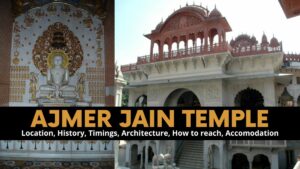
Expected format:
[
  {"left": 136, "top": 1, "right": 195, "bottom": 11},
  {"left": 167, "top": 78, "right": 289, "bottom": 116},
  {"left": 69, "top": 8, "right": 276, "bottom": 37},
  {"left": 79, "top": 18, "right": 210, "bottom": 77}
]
[
  {"left": 125, "top": 143, "right": 130, "bottom": 167},
  {"left": 248, "top": 155, "right": 253, "bottom": 169},
  {"left": 271, "top": 153, "right": 279, "bottom": 169},
  {"left": 209, "top": 36, "right": 214, "bottom": 47},
  {"left": 140, "top": 149, "right": 144, "bottom": 169},
  {"left": 128, "top": 90, "right": 135, "bottom": 106},
  {"left": 204, "top": 31, "right": 208, "bottom": 51},
  {"left": 185, "top": 40, "right": 188, "bottom": 52},
  {"left": 114, "top": 141, "right": 119, "bottom": 168},
  {"left": 168, "top": 43, "right": 172, "bottom": 58},
  {"left": 193, "top": 40, "right": 196, "bottom": 53},
  {"left": 145, "top": 142, "right": 149, "bottom": 169},
  {"left": 223, "top": 32, "right": 226, "bottom": 42},
  {"left": 156, "top": 140, "right": 159, "bottom": 156},
  {"left": 150, "top": 41, "right": 154, "bottom": 59},
  {"left": 218, "top": 32, "right": 222, "bottom": 44},
  {"left": 228, "top": 159, "right": 231, "bottom": 169},
  {"left": 159, "top": 43, "right": 163, "bottom": 60},
  {"left": 203, "top": 143, "right": 209, "bottom": 169},
  {"left": 220, "top": 144, "right": 224, "bottom": 169}
]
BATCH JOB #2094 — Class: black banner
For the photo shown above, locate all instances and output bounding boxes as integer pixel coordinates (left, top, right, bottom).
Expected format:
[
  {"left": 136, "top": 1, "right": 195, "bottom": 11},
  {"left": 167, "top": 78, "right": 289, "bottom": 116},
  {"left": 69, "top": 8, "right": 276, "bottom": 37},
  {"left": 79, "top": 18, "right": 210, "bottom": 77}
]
[{"left": 0, "top": 107, "right": 296, "bottom": 140}]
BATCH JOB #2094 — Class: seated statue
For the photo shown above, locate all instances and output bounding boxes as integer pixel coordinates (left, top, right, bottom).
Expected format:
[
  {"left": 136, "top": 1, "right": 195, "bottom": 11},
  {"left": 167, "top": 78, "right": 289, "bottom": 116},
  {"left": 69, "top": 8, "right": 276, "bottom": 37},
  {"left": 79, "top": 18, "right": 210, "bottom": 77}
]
[{"left": 39, "top": 55, "right": 76, "bottom": 99}]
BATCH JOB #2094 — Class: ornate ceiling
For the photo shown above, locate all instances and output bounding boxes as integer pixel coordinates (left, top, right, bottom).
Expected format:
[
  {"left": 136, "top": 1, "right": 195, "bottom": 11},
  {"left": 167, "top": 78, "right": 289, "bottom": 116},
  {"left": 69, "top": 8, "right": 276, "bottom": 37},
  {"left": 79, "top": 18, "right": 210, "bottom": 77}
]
[{"left": 11, "top": 0, "right": 108, "bottom": 18}]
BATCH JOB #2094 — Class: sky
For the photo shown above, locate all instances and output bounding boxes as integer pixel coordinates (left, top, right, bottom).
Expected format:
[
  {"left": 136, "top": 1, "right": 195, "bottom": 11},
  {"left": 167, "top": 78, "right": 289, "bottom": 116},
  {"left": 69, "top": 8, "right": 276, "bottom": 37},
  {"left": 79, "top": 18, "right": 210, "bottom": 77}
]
[{"left": 115, "top": 0, "right": 300, "bottom": 65}]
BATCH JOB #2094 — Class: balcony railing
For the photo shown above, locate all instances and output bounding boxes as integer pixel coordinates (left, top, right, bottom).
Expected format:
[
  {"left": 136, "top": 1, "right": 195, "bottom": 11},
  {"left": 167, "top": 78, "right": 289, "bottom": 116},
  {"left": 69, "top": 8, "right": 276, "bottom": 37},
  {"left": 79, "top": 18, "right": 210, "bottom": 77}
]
[
  {"left": 229, "top": 140, "right": 286, "bottom": 148},
  {"left": 121, "top": 42, "right": 283, "bottom": 72},
  {"left": 120, "top": 64, "right": 138, "bottom": 72},
  {"left": 231, "top": 44, "right": 282, "bottom": 57},
  {"left": 284, "top": 54, "right": 300, "bottom": 62},
  {"left": 137, "top": 42, "right": 231, "bottom": 65}
]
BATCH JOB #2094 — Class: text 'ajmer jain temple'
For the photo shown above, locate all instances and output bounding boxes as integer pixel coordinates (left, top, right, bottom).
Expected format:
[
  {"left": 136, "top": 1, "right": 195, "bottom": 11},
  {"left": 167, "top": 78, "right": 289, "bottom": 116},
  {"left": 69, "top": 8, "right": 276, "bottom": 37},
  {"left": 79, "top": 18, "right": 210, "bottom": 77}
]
[{"left": 119, "top": 3, "right": 300, "bottom": 169}]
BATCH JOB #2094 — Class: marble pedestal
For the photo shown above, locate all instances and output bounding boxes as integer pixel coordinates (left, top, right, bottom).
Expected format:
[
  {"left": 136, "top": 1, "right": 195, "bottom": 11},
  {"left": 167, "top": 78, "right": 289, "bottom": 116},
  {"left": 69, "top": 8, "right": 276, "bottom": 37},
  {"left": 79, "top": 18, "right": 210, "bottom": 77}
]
[{"left": 37, "top": 98, "right": 77, "bottom": 107}]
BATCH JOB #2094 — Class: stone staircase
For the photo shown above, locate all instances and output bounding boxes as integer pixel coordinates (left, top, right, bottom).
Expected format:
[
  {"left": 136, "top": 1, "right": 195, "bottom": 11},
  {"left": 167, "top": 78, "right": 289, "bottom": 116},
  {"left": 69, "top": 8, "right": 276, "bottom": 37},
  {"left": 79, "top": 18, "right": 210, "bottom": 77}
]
[{"left": 177, "top": 140, "right": 204, "bottom": 169}]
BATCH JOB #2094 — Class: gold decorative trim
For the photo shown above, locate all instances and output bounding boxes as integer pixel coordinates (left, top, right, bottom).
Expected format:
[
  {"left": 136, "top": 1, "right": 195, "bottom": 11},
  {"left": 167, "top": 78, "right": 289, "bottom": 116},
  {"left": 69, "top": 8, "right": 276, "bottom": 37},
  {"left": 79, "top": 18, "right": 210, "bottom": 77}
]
[{"left": 47, "top": 50, "right": 69, "bottom": 68}]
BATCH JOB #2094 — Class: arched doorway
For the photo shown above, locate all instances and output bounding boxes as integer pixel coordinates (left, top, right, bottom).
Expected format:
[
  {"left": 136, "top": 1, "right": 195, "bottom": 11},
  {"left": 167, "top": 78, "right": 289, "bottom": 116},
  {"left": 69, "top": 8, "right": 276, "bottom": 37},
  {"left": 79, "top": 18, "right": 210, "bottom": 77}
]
[
  {"left": 252, "top": 154, "right": 270, "bottom": 169},
  {"left": 135, "top": 95, "right": 147, "bottom": 107},
  {"left": 130, "top": 144, "right": 139, "bottom": 168},
  {"left": 232, "top": 153, "right": 249, "bottom": 169},
  {"left": 164, "top": 88, "right": 200, "bottom": 106},
  {"left": 235, "top": 88, "right": 264, "bottom": 107}
]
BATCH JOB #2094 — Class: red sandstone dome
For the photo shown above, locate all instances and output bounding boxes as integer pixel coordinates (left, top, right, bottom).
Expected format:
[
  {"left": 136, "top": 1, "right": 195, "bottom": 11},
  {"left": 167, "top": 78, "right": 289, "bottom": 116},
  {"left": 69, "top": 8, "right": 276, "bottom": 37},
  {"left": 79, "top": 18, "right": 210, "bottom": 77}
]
[
  {"left": 149, "top": 5, "right": 209, "bottom": 34},
  {"left": 209, "top": 7, "right": 222, "bottom": 19},
  {"left": 270, "top": 36, "right": 280, "bottom": 47}
]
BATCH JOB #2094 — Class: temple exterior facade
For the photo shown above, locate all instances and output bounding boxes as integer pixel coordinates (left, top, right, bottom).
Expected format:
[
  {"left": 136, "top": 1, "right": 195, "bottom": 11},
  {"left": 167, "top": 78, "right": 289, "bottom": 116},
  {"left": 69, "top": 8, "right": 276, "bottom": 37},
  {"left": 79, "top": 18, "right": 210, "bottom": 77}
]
[
  {"left": 120, "top": 4, "right": 300, "bottom": 169},
  {"left": 0, "top": 0, "right": 115, "bottom": 168}
]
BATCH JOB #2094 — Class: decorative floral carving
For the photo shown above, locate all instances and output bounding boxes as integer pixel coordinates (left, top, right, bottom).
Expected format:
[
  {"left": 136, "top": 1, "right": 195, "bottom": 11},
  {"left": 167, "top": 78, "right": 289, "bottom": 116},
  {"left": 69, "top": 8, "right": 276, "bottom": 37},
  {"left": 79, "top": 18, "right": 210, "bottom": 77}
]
[
  {"left": 96, "top": 25, "right": 103, "bottom": 39},
  {"left": 29, "top": 72, "right": 38, "bottom": 101},
  {"left": 61, "top": 4, "right": 71, "bottom": 13},
  {"left": 73, "top": 10, "right": 83, "bottom": 18},
  {"left": 83, "top": 16, "right": 93, "bottom": 28},
  {"left": 87, "top": 67, "right": 105, "bottom": 104},
  {"left": 24, "top": 14, "right": 34, "bottom": 27},
  {"left": 13, "top": 22, "right": 20, "bottom": 33},
  {"left": 32, "top": 22, "right": 83, "bottom": 76},
  {"left": 9, "top": 66, "right": 29, "bottom": 102},
  {"left": 34, "top": 9, "right": 45, "bottom": 18},
  {"left": 47, "top": 4, "right": 57, "bottom": 13}
]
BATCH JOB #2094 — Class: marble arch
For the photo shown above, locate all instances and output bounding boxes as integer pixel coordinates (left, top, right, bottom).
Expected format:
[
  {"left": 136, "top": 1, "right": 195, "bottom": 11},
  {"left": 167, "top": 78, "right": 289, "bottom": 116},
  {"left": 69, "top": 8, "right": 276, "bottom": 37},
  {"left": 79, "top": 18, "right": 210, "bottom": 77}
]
[
  {"left": 164, "top": 88, "right": 200, "bottom": 107},
  {"left": 234, "top": 88, "right": 264, "bottom": 107}
]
